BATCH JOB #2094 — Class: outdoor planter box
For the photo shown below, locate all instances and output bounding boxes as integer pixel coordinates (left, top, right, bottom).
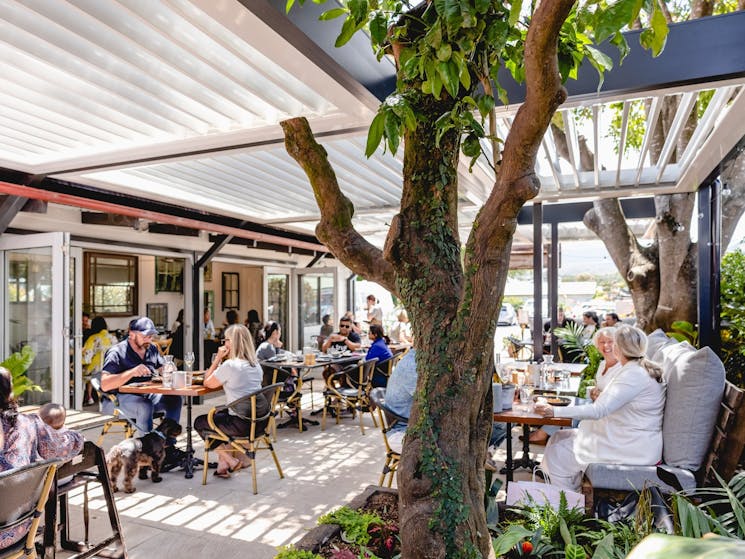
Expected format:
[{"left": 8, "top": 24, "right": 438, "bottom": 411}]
[{"left": 294, "top": 485, "right": 398, "bottom": 553}]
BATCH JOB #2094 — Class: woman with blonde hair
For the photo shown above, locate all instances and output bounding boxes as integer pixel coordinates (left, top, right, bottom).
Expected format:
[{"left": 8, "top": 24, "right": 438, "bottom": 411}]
[
  {"left": 389, "top": 309, "right": 413, "bottom": 344},
  {"left": 194, "top": 324, "right": 264, "bottom": 478},
  {"left": 536, "top": 325, "right": 665, "bottom": 491}
]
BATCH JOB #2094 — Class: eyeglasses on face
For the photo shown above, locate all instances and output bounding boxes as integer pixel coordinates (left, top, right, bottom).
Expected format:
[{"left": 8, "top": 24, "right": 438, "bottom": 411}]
[{"left": 339, "top": 324, "right": 351, "bottom": 329}]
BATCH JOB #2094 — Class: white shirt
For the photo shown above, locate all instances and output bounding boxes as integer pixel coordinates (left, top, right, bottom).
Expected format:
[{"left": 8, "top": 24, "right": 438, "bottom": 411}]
[
  {"left": 554, "top": 361, "right": 666, "bottom": 466},
  {"left": 595, "top": 360, "right": 623, "bottom": 392},
  {"left": 214, "top": 358, "right": 263, "bottom": 414}
]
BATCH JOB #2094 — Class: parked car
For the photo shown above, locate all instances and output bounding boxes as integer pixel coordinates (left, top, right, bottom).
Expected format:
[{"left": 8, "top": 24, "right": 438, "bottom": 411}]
[{"left": 498, "top": 303, "right": 517, "bottom": 326}]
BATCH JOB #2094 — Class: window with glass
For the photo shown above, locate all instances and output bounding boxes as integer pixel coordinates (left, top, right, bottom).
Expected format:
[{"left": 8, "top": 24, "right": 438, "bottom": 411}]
[
  {"left": 222, "top": 272, "right": 239, "bottom": 310},
  {"left": 267, "top": 273, "right": 288, "bottom": 330},
  {"left": 84, "top": 252, "right": 137, "bottom": 315}
]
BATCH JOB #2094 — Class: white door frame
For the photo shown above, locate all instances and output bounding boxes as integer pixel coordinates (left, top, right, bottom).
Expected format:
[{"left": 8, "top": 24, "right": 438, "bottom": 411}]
[{"left": 0, "top": 232, "right": 70, "bottom": 405}]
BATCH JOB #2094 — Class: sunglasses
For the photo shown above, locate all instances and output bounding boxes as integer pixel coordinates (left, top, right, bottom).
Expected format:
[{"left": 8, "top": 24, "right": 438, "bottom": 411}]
[{"left": 339, "top": 324, "right": 351, "bottom": 329}]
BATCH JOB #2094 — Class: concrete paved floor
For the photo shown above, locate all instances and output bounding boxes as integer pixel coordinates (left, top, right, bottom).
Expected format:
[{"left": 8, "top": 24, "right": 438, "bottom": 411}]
[{"left": 61, "top": 386, "right": 543, "bottom": 559}]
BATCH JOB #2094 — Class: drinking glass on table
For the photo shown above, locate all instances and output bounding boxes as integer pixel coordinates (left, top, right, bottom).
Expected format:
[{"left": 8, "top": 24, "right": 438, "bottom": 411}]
[
  {"left": 519, "top": 385, "right": 534, "bottom": 413},
  {"left": 183, "top": 351, "right": 195, "bottom": 372}
]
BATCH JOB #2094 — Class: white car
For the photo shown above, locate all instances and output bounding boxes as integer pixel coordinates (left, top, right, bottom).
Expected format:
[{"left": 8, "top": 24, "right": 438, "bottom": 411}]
[{"left": 498, "top": 303, "right": 517, "bottom": 326}]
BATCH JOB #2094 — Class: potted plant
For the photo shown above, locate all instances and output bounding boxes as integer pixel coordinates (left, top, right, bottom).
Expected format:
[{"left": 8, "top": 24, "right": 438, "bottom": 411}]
[{"left": 1, "top": 345, "right": 40, "bottom": 400}]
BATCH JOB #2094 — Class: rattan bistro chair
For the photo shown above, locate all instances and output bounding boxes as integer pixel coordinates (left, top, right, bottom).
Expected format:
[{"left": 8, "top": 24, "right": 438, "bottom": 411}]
[
  {"left": 201, "top": 383, "right": 284, "bottom": 494},
  {"left": 369, "top": 388, "right": 408, "bottom": 487},
  {"left": 322, "top": 358, "right": 378, "bottom": 435},
  {"left": 0, "top": 460, "right": 59, "bottom": 559},
  {"left": 91, "top": 376, "right": 136, "bottom": 445}
]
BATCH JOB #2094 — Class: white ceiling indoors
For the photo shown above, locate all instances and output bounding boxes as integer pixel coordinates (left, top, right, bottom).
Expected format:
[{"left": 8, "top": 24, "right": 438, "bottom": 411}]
[{"left": 1, "top": 0, "right": 745, "bottom": 249}]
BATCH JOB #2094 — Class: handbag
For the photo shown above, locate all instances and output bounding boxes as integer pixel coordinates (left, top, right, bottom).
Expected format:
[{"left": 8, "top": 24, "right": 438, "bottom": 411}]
[
  {"left": 594, "top": 485, "right": 675, "bottom": 534},
  {"left": 506, "top": 468, "right": 585, "bottom": 510}
]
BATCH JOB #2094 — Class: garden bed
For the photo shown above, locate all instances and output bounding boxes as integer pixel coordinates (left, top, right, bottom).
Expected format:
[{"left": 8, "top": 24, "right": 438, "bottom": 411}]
[{"left": 293, "top": 485, "right": 399, "bottom": 558}]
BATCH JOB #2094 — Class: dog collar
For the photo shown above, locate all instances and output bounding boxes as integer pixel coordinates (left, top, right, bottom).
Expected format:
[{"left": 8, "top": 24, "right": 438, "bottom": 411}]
[{"left": 152, "top": 429, "right": 167, "bottom": 440}]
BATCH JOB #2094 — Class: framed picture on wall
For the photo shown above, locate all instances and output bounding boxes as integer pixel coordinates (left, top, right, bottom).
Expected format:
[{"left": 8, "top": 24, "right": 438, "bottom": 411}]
[
  {"left": 146, "top": 303, "right": 168, "bottom": 331},
  {"left": 155, "top": 257, "right": 184, "bottom": 293},
  {"left": 204, "top": 262, "right": 213, "bottom": 282}
]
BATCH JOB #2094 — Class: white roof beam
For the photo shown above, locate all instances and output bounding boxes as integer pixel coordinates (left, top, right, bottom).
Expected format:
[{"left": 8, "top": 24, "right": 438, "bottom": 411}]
[{"left": 654, "top": 91, "right": 697, "bottom": 184}]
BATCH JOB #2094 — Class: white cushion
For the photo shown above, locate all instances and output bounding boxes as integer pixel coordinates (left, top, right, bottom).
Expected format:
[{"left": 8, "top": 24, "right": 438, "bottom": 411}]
[
  {"left": 646, "top": 329, "right": 674, "bottom": 363},
  {"left": 659, "top": 342, "right": 725, "bottom": 470}
]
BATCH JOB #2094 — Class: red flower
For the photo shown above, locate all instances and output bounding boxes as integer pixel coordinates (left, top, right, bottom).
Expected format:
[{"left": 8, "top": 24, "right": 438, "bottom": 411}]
[{"left": 521, "top": 541, "right": 533, "bottom": 554}]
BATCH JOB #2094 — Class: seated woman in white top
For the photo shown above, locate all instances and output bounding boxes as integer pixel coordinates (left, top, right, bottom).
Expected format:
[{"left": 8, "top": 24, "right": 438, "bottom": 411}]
[
  {"left": 536, "top": 325, "right": 666, "bottom": 491},
  {"left": 530, "top": 327, "right": 624, "bottom": 444},
  {"left": 194, "top": 324, "right": 263, "bottom": 478}
]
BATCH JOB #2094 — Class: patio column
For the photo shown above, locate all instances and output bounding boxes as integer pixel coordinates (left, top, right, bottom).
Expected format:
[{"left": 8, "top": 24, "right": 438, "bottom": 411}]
[{"left": 697, "top": 179, "right": 722, "bottom": 352}]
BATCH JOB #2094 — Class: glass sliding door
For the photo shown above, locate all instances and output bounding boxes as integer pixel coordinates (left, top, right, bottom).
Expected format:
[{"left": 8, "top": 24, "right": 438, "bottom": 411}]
[
  {"left": 1, "top": 233, "right": 70, "bottom": 406},
  {"left": 296, "top": 270, "right": 335, "bottom": 350}
]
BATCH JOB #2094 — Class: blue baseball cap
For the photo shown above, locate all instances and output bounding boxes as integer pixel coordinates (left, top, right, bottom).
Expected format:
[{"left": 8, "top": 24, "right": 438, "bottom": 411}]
[{"left": 129, "top": 317, "right": 158, "bottom": 336}]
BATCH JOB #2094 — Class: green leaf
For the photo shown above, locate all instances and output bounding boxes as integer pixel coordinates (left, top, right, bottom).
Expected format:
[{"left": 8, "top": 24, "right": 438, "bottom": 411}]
[
  {"left": 585, "top": 44, "right": 614, "bottom": 91},
  {"left": 492, "top": 525, "right": 534, "bottom": 556},
  {"left": 508, "top": 0, "right": 522, "bottom": 26},
  {"left": 319, "top": 7, "right": 347, "bottom": 21},
  {"left": 639, "top": 5, "right": 669, "bottom": 57},
  {"left": 594, "top": 0, "right": 642, "bottom": 44},
  {"left": 565, "top": 543, "right": 585, "bottom": 559},
  {"left": 610, "top": 31, "right": 630, "bottom": 63},
  {"left": 476, "top": 94, "right": 495, "bottom": 118},
  {"left": 461, "top": 134, "right": 481, "bottom": 158},
  {"left": 347, "top": 0, "right": 368, "bottom": 24},
  {"left": 335, "top": 16, "right": 359, "bottom": 47},
  {"left": 437, "top": 60, "right": 460, "bottom": 98},
  {"left": 436, "top": 43, "right": 452, "bottom": 62},
  {"left": 365, "top": 112, "right": 386, "bottom": 157},
  {"left": 559, "top": 517, "right": 572, "bottom": 546},
  {"left": 384, "top": 111, "right": 401, "bottom": 154},
  {"left": 591, "top": 533, "right": 616, "bottom": 559},
  {"left": 369, "top": 12, "right": 387, "bottom": 46}
]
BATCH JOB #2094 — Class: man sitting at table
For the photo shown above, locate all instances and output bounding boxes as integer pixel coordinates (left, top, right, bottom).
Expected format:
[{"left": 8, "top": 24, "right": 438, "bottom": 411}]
[
  {"left": 322, "top": 315, "right": 362, "bottom": 353},
  {"left": 100, "top": 317, "right": 184, "bottom": 471}
]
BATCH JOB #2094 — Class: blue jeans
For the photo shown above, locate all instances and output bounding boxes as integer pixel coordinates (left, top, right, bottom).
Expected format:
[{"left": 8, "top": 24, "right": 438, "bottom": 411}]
[{"left": 102, "top": 393, "right": 182, "bottom": 437}]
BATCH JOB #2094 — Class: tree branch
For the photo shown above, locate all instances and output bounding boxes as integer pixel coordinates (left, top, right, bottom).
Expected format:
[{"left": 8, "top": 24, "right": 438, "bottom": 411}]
[
  {"left": 459, "top": 0, "right": 574, "bottom": 342},
  {"left": 281, "top": 117, "right": 398, "bottom": 294}
]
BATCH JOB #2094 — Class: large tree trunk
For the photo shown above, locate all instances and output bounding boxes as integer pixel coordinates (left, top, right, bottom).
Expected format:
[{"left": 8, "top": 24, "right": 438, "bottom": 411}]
[{"left": 282, "top": 1, "right": 573, "bottom": 554}]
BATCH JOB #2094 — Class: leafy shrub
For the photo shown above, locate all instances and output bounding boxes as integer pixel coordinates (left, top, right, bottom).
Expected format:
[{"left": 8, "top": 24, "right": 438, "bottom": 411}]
[
  {"left": 720, "top": 249, "right": 745, "bottom": 387},
  {"left": 318, "top": 506, "right": 383, "bottom": 547},
  {"left": 274, "top": 545, "right": 322, "bottom": 559}
]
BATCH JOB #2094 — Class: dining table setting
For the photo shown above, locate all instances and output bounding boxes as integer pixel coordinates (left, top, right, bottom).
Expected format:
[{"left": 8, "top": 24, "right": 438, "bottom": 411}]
[
  {"left": 118, "top": 370, "right": 220, "bottom": 479},
  {"left": 260, "top": 349, "right": 367, "bottom": 430}
]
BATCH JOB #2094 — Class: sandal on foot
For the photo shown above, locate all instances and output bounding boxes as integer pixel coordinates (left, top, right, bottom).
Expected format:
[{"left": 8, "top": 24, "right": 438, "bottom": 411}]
[
  {"left": 229, "top": 463, "right": 244, "bottom": 474},
  {"left": 214, "top": 470, "right": 231, "bottom": 479}
]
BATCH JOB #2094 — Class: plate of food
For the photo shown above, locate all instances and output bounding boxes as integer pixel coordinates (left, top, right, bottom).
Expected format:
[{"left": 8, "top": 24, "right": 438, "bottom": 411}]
[{"left": 543, "top": 396, "right": 572, "bottom": 406}]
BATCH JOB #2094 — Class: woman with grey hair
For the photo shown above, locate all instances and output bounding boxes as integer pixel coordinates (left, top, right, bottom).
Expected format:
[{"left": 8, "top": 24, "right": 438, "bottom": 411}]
[{"left": 536, "top": 325, "right": 666, "bottom": 491}]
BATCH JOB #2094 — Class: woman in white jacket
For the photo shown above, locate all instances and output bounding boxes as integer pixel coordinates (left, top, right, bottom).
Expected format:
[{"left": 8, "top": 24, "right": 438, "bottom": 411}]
[{"left": 536, "top": 325, "right": 666, "bottom": 491}]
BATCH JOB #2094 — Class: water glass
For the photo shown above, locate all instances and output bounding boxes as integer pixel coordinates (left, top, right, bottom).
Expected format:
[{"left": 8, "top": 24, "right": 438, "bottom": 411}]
[
  {"left": 519, "top": 386, "right": 535, "bottom": 413},
  {"left": 162, "top": 368, "right": 173, "bottom": 389}
]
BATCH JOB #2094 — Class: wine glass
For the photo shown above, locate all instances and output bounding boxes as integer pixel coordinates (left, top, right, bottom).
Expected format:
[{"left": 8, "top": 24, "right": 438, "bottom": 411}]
[{"left": 183, "top": 351, "right": 195, "bottom": 371}]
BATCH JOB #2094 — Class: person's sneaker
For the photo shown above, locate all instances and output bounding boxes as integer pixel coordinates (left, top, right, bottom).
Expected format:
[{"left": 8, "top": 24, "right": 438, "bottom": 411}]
[{"left": 161, "top": 446, "right": 188, "bottom": 472}]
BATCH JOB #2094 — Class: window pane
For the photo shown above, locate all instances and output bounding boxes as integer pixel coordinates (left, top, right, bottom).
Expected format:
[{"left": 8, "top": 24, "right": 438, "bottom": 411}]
[{"left": 85, "top": 252, "right": 137, "bottom": 315}]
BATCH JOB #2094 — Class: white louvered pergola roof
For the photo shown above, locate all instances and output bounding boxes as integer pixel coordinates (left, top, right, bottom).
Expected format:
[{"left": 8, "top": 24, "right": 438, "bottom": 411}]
[{"left": 1, "top": 1, "right": 744, "bottom": 249}]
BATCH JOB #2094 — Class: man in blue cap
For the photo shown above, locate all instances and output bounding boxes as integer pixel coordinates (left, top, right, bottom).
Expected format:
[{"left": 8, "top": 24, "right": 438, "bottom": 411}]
[{"left": 101, "top": 316, "right": 184, "bottom": 471}]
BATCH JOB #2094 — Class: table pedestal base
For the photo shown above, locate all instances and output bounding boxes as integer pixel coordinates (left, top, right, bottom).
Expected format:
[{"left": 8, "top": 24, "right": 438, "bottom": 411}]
[{"left": 500, "top": 423, "right": 540, "bottom": 482}]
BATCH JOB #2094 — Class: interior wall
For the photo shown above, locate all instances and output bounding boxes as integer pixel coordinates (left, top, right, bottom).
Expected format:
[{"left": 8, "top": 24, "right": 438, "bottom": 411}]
[{"left": 203, "top": 261, "right": 264, "bottom": 328}]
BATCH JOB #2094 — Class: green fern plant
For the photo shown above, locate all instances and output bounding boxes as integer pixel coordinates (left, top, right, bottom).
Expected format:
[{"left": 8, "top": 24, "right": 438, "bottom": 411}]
[
  {"left": 673, "top": 471, "right": 745, "bottom": 539},
  {"left": 1, "top": 345, "right": 40, "bottom": 398}
]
